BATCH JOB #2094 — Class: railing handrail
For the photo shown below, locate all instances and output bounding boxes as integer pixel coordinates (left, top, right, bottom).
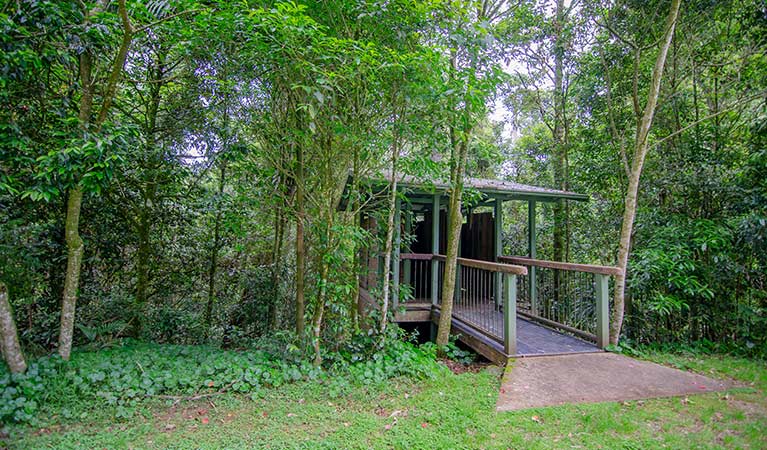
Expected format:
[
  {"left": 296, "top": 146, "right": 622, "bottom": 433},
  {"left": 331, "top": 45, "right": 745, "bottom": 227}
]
[
  {"left": 499, "top": 255, "right": 621, "bottom": 276},
  {"left": 400, "top": 253, "right": 528, "bottom": 275},
  {"left": 400, "top": 253, "right": 433, "bottom": 261},
  {"left": 455, "top": 256, "right": 527, "bottom": 276},
  {"left": 434, "top": 254, "right": 527, "bottom": 275}
]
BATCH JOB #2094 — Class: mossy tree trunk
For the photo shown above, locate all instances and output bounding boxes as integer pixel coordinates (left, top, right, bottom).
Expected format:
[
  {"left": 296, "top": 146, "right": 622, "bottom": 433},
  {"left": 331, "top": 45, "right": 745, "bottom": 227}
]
[
  {"left": 436, "top": 129, "right": 469, "bottom": 348},
  {"left": 59, "top": 0, "right": 134, "bottom": 360},
  {"left": 0, "top": 283, "right": 26, "bottom": 374}
]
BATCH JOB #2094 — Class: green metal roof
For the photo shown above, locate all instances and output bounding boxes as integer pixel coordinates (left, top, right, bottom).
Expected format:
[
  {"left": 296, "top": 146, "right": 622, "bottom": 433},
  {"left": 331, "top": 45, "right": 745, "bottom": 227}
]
[{"left": 372, "top": 172, "right": 589, "bottom": 202}]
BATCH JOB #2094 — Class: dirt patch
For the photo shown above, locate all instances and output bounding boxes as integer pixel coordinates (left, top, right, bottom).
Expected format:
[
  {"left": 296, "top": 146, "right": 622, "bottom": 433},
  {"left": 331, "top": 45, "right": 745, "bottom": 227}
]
[
  {"left": 151, "top": 398, "right": 241, "bottom": 433},
  {"left": 440, "top": 358, "right": 492, "bottom": 374},
  {"left": 729, "top": 398, "right": 767, "bottom": 419},
  {"left": 497, "top": 353, "right": 734, "bottom": 411}
]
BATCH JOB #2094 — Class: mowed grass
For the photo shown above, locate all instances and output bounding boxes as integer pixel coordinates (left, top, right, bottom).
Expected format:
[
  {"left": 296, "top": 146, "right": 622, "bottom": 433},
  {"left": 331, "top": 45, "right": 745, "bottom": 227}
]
[{"left": 6, "top": 352, "right": 766, "bottom": 449}]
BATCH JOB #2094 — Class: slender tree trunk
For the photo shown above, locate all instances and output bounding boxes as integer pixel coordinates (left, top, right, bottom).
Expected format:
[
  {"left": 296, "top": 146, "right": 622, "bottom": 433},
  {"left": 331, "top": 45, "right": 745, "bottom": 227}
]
[
  {"left": 58, "top": 0, "right": 133, "bottom": 360},
  {"left": 350, "top": 146, "right": 361, "bottom": 330},
  {"left": 378, "top": 120, "right": 402, "bottom": 338},
  {"left": 268, "top": 207, "right": 286, "bottom": 330},
  {"left": 59, "top": 186, "right": 84, "bottom": 360},
  {"left": 133, "top": 52, "right": 162, "bottom": 338},
  {"left": 552, "top": 0, "right": 568, "bottom": 265},
  {"left": 204, "top": 164, "right": 226, "bottom": 336},
  {"left": 551, "top": 0, "right": 569, "bottom": 308},
  {"left": 134, "top": 207, "right": 150, "bottom": 337},
  {"left": 0, "top": 283, "right": 26, "bottom": 374},
  {"left": 58, "top": 28, "right": 93, "bottom": 361},
  {"left": 311, "top": 258, "right": 329, "bottom": 366},
  {"left": 436, "top": 136, "right": 469, "bottom": 348},
  {"left": 611, "top": 0, "right": 682, "bottom": 344},
  {"left": 295, "top": 144, "right": 306, "bottom": 336}
]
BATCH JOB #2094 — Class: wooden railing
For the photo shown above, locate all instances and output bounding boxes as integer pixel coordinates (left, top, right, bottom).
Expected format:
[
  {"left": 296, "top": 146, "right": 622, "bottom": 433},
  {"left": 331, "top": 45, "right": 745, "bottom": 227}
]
[
  {"left": 400, "top": 253, "right": 527, "bottom": 355},
  {"left": 499, "top": 256, "right": 618, "bottom": 348},
  {"left": 400, "top": 253, "right": 437, "bottom": 303},
  {"left": 397, "top": 253, "right": 615, "bottom": 353}
]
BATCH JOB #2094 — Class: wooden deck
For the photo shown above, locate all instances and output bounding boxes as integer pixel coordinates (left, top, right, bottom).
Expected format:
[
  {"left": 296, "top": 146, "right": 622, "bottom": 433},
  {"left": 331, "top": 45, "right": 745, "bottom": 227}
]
[
  {"left": 452, "top": 302, "right": 598, "bottom": 356},
  {"left": 399, "top": 301, "right": 599, "bottom": 364}
]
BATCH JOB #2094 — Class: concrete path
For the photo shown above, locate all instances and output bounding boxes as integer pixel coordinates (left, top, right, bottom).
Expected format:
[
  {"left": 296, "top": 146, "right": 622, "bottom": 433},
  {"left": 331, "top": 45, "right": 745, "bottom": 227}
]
[{"left": 497, "top": 352, "right": 734, "bottom": 411}]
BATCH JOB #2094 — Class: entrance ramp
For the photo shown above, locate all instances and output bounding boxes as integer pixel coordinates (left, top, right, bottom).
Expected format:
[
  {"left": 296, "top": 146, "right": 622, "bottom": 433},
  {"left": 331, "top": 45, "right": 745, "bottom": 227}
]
[{"left": 496, "top": 352, "right": 733, "bottom": 411}]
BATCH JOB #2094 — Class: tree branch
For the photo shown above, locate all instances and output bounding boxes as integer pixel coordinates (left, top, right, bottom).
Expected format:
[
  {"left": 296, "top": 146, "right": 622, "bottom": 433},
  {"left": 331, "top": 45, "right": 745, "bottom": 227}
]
[
  {"left": 95, "top": 0, "right": 134, "bottom": 129},
  {"left": 653, "top": 91, "right": 767, "bottom": 147}
]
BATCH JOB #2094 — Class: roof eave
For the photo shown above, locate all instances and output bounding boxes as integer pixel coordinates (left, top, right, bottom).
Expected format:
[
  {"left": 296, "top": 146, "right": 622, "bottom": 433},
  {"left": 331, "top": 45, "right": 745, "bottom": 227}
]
[{"left": 393, "top": 182, "right": 589, "bottom": 202}]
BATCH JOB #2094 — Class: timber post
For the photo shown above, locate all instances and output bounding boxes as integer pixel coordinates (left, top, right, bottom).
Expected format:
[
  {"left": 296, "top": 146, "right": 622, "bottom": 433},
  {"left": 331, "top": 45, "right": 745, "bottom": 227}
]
[
  {"left": 403, "top": 206, "right": 412, "bottom": 290},
  {"left": 504, "top": 273, "right": 518, "bottom": 355},
  {"left": 431, "top": 194, "right": 440, "bottom": 306},
  {"left": 392, "top": 197, "right": 401, "bottom": 310},
  {"left": 528, "top": 200, "right": 537, "bottom": 314},
  {"left": 494, "top": 198, "right": 503, "bottom": 308},
  {"left": 595, "top": 273, "right": 610, "bottom": 349}
]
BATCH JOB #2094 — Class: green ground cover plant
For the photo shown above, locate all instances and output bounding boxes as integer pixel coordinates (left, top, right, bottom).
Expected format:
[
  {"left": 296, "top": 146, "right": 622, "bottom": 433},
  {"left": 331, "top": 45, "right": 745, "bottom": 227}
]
[
  {"left": 3, "top": 347, "right": 765, "bottom": 449},
  {"left": 0, "top": 335, "right": 445, "bottom": 427}
]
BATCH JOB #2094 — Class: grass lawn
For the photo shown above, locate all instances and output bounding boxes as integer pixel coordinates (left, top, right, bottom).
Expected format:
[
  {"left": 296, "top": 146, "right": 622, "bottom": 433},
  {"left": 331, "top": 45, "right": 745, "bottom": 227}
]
[{"left": 5, "top": 352, "right": 766, "bottom": 449}]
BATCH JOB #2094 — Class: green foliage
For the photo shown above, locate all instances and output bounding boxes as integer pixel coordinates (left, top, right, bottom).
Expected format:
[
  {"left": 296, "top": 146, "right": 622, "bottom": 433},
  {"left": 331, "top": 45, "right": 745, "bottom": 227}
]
[
  {"left": 8, "top": 352, "right": 767, "bottom": 449},
  {"left": 626, "top": 214, "right": 766, "bottom": 357},
  {"left": 421, "top": 336, "right": 476, "bottom": 365},
  {"left": 0, "top": 335, "right": 443, "bottom": 426}
]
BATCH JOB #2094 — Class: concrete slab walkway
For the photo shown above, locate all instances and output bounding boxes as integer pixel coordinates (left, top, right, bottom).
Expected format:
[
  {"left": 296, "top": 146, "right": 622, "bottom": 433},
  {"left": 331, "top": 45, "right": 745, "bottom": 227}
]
[{"left": 497, "top": 352, "right": 734, "bottom": 411}]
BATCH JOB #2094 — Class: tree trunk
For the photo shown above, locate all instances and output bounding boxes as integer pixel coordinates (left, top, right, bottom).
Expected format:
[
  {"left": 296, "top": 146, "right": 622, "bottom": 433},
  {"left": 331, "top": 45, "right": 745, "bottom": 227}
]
[
  {"left": 295, "top": 144, "right": 306, "bottom": 336},
  {"left": 59, "top": 187, "right": 84, "bottom": 360},
  {"left": 134, "top": 208, "right": 150, "bottom": 338},
  {"left": 350, "top": 146, "right": 361, "bottom": 330},
  {"left": 378, "top": 123, "right": 401, "bottom": 338},
  {"left": 436, "top": 135, "right": 469, "bottom": 348},
  {"left": 311, "top": 259, "right": 329, "bottom": 366},
  {"left": 552, "top": 0, "right": 568, "bottom": 265},
  {"left": 133, "top": 48, "right": 163, "bottom": 338},
  {"left": 0, "top": 283, "right": 26, "bottom": 374},
  {"left": 58, "top": 0, "right": 133, "bottom": 360},
  {"left": 611, "top": 0, "right": 682, "bottom": 344},
  {"left": 268, "top": 207, "right": 286, "bottom": 331},
  {"left": 552, "top": 0, "right": 569, "bottom": 307},
  {"left": 204, "top": 164, "right": 226, "bottom": 336}
]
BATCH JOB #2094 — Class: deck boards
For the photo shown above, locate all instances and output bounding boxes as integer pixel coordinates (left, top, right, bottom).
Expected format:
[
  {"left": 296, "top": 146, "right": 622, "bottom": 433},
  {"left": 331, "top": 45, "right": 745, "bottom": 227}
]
[
  {"left": 514, "top": 318, "right": 598, "bottom": 356},
  {"left": 400, "top": 300, "right": 599, "bottom": 357}
]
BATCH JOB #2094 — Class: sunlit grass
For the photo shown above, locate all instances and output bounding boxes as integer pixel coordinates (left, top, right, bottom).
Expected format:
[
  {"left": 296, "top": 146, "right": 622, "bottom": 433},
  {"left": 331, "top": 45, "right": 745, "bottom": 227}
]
[{"left": 7, "top": 352, "right": 766, "bottom": 449}]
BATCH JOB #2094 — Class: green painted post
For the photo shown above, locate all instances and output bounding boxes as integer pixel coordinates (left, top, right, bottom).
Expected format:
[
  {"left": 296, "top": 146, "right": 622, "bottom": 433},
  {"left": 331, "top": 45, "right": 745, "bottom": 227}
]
[
  {"left": 431, "top": 194, "right": 440, "bottom": 306},
  {"left": 504, "top": 273, "right": 518, "bottom": 355},
  {"left": 403, "top": 207, "right": 412, "bottom": 291},
  {"left": 392, "top": 198, "right": 401, "bottom": 310},
  {"left": 528, "top": 200, "right": 537, "bottom": 314},
  {"left": 494, "top": 198, "right": 503, "bottom": 308},
  {"left": 595, "top": 274, "right": 610, "bottom": 349}
]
